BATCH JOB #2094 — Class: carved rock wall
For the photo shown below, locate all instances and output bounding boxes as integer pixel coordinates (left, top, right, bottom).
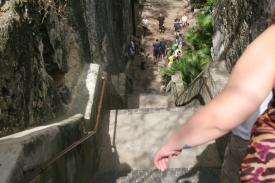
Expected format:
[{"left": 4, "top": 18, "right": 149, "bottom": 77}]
[{"left": 0, "top": 0, "right": 134, "bottom": 137}]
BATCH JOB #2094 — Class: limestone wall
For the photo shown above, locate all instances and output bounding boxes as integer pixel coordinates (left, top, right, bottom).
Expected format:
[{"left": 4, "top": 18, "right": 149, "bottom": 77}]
[
  {"left": 0, "top": 64, "right": 105, "bottom": 183},
  {"left": 0, "top": 0, "right": 133, "bottom": 137},
  {"left": 213, "top": 0, "right": 275, "bottom": 70}
]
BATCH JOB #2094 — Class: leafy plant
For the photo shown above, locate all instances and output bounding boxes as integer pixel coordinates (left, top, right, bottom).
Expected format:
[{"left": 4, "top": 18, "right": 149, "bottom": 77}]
[
  {"left": 206, "top": 0, "right": 217, "bottom": 8},
  {"left": 197, "top": 15, "right": 213, "bottom": 34},
  {"left": 162, "top": 1, "right": 215, "bottom": 91}
]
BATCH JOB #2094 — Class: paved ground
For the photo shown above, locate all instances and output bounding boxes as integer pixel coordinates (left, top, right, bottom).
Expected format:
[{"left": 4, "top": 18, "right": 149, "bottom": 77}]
[
  {"left": 92, "top": 168, "right": 220, "bottom": 183},
  {"left": 98, "top": 107, "right": 221, "bottom": 173}
]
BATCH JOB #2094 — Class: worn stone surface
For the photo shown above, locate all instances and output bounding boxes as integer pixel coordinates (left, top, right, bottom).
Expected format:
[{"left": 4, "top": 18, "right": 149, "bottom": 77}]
[
  {"left": 0, "top": 114, "right": 100, "bottom": 183},
  {"left": 213, "top": 0, "right": 275, "bottom": 69},
  {"left": 0, "top": 1, "right": 86, "bottom": 136},
  {"left": 0, "top": 0, "right": 133, "bottom": 137},
  {"left": 98, "top": 106, "right": 221, "bottom": 173},
  {"left": 92, "top": 168, "right": 220, "bottom": 183},
  {"left": 0, "top": 62, "right": 108, "bottom": 183}
]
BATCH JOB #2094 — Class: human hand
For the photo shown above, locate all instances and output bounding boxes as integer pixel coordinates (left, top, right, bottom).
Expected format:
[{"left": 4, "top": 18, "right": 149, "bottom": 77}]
[{"left": 153, "top": 146, "right": 181, "bottom": 172}]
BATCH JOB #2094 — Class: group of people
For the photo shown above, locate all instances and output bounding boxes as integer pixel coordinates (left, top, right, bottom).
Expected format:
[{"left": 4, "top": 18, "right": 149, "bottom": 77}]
[
  {"left": 151, "top": 14, "right": 187, "bottom": 66},
  {"left": 127, "top": 35, "right": 147, "bottom": 70},
  {"left": 174, "top": 15, "right": 188, "bottom": 33},
  {"left": 142, "top": 13, "right": 189, "bottom": 36},
  {"left": 133, "top": 13, "right": 188, "bottom": 68}
]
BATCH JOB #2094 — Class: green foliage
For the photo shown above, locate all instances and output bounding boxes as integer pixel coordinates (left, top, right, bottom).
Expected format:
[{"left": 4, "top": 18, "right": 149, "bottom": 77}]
[
  {"left": 206, "top": 0, "right": 217, "bottom": 7},
  {"left": 162, "top": 1, "right": 215, "bottom": 88},
  {"left": 192, "top": 0, "right": 216, "bottom": 12},
  {"left": 197, "top": 15, "right": 213, "bottom": 34},
  {"left": 162, "top": 46, "right": 209, "bottom": 86}
]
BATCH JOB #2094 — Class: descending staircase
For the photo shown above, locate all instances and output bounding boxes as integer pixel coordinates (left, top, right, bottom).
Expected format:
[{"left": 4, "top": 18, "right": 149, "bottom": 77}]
[
  {"left": 92, "top": 107, "right": 222, "bottom": 183},
  {"left": 92, "top": 168, "right": 220, "bottom": 183},
  {"left": 91, "top": 0, "right": 230, "bottom": 174},
  {"left": 91, "top": 59, "right": 229, "bottom": 182}
]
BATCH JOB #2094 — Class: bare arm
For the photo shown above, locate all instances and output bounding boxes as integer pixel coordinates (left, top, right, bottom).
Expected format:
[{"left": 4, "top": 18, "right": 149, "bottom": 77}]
[{"left": 154, "top": 25, "right": 275, "bottom": 171}]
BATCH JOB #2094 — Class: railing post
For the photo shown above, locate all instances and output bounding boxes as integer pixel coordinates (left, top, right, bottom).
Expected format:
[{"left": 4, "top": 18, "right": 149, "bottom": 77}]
[{"left": 202, "top": 74, "right": 214, "bottom": 100}]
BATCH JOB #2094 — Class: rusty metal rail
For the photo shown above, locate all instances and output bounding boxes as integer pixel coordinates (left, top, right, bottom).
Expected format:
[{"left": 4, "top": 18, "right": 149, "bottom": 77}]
[
  {"left": 202, "top": 74, "right": 214, "bottom": 99},
  {"left": 22, "top": 73, "right": 108, "bottom": 183},
  {"left": 175, "top": 71, "right": 214, "bottom": 105}
]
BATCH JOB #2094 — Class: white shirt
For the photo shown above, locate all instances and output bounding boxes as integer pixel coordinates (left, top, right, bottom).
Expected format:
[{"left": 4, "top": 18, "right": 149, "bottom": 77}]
[
  {"left": 174, "top": 49, "right": 181, "bottom": 57},
  {"left": 181, "top": 15, "right": 187, "bottom": 23},
  {"left": 232, "top": 92, "right": 273, "bottom": 140},
  {"left": 142, "top": 19, "right": 149, "bottom": 28}
]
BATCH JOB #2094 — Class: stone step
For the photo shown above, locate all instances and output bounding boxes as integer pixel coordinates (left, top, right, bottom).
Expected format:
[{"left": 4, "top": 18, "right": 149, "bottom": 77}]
[
  {"left": 92, "top": 168, "right": 220, "bottom": 183},
  {"left": 127, "top": 93, "right": 174, "bottom": 108},
  {"left": 99, "top": 106, "right": 221, "bottom": 172}
]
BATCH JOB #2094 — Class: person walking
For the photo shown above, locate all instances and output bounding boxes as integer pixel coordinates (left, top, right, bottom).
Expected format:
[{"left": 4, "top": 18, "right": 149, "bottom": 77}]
[
  {"left": 159, "top": 38, "right": 166, "bottom": 62},
  {"left": 142, "top": 16, "right": 149, "bottom": 37},
  {"left": 127, "top": 39, "right": 135, "bottom": 61},
  {"left": 181, "top": 14, "right": 188, "bottom": 28},
  {"left": 158, "top": 13, "right": 165, "bottom": 33},
  {"left": 175, "top": 33, "right": 183, "bottom": 50},
  {"left": 174, "top": 18, "right": 182, "bottom": 33},
  {"left": 153, "top": 39, "right": 160, "bottom": 64}
]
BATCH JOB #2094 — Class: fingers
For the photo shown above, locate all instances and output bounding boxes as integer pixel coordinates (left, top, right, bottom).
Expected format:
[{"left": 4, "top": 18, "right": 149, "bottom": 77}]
[
  {"left": 153, "top": 153, "right": 162, "bottom": 170},
  {"left": 154, "top": 148, "right": 182, "bottom": 171},
  {"left": 154, "top": 156, "right": 168, "bottom": 171},
  {"left": 159, "top": 158, "right": 166, "bottom": 171},
  {"left": 153, "top": 149, "right": 169, "bottom": 171}
]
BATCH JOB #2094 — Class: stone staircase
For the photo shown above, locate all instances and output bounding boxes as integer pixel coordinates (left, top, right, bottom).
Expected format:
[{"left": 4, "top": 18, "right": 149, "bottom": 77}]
[
  {"left": 91, "top": 59, "right": 229, "bottom": 182},
  {"left": 92, "top": 168, "right": 220, "bottom": 183},
  {"left": 91, "top": 106, "right": 222, "bottom": 183}
]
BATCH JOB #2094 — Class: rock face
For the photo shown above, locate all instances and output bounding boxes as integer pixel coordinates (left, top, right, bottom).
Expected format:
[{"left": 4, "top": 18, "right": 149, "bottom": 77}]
[
  {"left": 213, "top": 0, "right": 275, "bottom": 70},
  {"left": 0, "top": 0, "right": 134, "bottom": 137}
]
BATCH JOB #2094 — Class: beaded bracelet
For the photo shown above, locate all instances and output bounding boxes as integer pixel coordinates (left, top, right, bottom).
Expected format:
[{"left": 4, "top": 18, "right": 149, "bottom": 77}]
[{"left": 183, "top": 144, "right": 191, "bottom": 149}]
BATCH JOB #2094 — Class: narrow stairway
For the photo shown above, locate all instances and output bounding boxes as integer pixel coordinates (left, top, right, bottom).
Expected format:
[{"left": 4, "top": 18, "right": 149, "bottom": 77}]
[
  {"left": 92, "top": 107, "right": 222, "bottom": 183},
  {"left": 92, "top": 0, "right": 224, "bottom": 182}
]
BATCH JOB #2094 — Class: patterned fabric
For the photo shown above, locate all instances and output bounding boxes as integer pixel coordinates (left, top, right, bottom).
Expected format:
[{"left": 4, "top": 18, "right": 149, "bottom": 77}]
[{"left": 240, "top": 94, "right": 275, "bottom": 182}]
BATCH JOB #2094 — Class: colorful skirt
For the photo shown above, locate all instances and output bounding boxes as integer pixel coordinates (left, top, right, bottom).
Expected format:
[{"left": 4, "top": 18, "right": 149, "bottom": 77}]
[{"left": 240, "top": 112, "right": 275, "bottom": 182}]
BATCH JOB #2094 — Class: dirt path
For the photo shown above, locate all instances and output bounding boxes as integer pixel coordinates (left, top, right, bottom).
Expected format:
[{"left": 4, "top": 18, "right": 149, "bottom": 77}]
[
  {"left": 141, "top": 0, "right": 192, "bottom": 56},
  {"left": 127, "top": 0, "right": 192, "bottom": 109}
]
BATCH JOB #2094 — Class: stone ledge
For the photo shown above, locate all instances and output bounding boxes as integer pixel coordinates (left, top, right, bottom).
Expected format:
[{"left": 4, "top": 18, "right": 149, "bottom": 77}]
[
  {"left": 0, "top": 63, "right": 104, "bottom": 183},
  {"left": 0, "top": 114, "right": 86, "bottom": 183}
]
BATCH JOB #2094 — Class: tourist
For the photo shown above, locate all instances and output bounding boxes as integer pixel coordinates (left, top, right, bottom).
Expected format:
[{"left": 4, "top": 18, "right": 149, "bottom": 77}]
[
  {"left": 174, "top": 18, "right": 182, "bottom": 33},
  {"left": 159, "top": 38, "right": 166, "bottom": 60},
  {"left": 154, "top": 11, "right": 275, "bottom": 182},
  {"left": 171, "top": 43, "right": 178, "bottom": 52},
  {"left": 181, "top": 14, "right": 188, "bottom": 28},
  {"left": 167, "top": 54, "right": 175, "bottom": 67},
  {"left": 158, "top": 13, "right": 165, "bottom": 33},
  {"left": 127, "top": 39, "right": 135, "bottom": 61},
  {"left": 153, "top": 39, "right": 160, "bottom": 64},
  {"left": 175, "top": 33, "right": 183, "bottom": 50},
  {"left": 140, "top": 49, "right": 146, "bottom": 70},
  {"left": 164, "top": 48, "right": 173, "bottom": 66},
  {"left": 132, "top": 35, "right": 141, "bottom": 55},
  {"left": 142, "top": 16, "right": 149, "bottom": 37}
]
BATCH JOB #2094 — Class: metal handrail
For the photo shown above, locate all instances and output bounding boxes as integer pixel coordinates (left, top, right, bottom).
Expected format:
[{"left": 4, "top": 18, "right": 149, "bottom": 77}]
[
  {"left": 175, "top": 71, "right": 204, "bottom": 97},
  {"left": 21, "top": 72, "right": 108, "bottom": 183},
  {"left": 202, "top": 74, "right": 214, "bottom": 99},
  {"left": 175, "top": 71, "right": 214, "bottom": 104}
]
